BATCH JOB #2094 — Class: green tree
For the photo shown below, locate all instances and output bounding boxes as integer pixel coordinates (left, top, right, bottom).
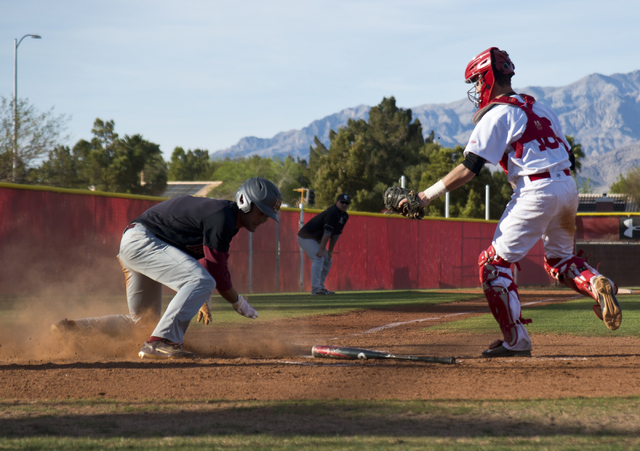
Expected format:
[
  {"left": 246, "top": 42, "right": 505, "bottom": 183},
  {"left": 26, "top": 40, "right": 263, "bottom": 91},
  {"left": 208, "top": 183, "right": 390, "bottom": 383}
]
[
  {"left": 565, "top": 135, "right": 585, "bottom": 174},
  {"left": 272, "top": 156, "right": 311, "bottom": 206},
  {"left": 309, "top": 96, "right": 424, "bottom": 211},
  {"left": 168, "top": 147, "right": 216, "bottom": 181},
  {"left": 207, "top": 155, "right": 308, "bottom": 206},
  {"left": 73, "top": 119, "right": 167, "bottom": 195},
  {"left": 577, "top": 177, "right": 595, "bottom": 194},
  {"left": 91, "top": 118, "right": 118, "bottom": 148},
  {"left": 28, "top": 118, "right": 167, "bottom": 195},
  {"left": 404, "top": 142, "right": 511, "bottom": 219},
  {"left": 124, "top": 134, "right": 168, "bottom": 196},
  {"left": 210, "top": 155, "right": 279, "bottom": 200},
  {"left": 460, "top": 188, "right": 484, "bottom": 218},
  {"left": 0, "top": 96, "right": 69, "bottom": 183},
  {"left": 610, "top": 166, "right": 640, "bottom": 201},
  {"left": 29, "top": 145, "right": 86, "bottom": 189}
]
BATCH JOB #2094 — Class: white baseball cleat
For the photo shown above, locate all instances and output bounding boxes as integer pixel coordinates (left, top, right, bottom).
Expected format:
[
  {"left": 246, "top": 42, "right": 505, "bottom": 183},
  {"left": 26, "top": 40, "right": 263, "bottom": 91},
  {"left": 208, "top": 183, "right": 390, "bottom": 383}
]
[{"left": 138, "top": 340, "right": 195, "bottom": 359}]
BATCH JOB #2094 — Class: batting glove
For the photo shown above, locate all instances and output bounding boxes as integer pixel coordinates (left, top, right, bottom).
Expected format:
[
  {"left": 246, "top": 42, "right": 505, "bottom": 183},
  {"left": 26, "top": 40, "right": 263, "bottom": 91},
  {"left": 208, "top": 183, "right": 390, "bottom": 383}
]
[
  {"left": 197, "top": 298, "right": 212, "bottom": 325},
  {"left": 232, "top": 295, "right": 258, "bottom": 319}
]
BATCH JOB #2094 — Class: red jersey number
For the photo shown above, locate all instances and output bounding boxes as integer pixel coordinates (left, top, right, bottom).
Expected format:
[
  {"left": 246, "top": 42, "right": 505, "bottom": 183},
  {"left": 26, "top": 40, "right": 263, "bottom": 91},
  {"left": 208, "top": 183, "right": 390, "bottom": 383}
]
[{"left": 535, "top": 136, "right": 561, "bottom": 151}]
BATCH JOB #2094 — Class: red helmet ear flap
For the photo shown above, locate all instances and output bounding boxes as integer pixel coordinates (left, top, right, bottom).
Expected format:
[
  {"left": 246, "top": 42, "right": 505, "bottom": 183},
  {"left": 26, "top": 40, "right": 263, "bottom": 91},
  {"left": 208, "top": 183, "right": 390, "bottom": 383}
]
[{"left": 493, "top": 49, "right": 515, "bottom": 76}]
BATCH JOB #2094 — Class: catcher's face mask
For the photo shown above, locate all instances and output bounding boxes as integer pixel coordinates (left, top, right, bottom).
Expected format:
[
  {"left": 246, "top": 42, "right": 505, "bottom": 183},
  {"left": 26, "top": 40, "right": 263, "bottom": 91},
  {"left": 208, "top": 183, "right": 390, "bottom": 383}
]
[{"left": 466, "top": 75, "right": 485, "bottom": 109}]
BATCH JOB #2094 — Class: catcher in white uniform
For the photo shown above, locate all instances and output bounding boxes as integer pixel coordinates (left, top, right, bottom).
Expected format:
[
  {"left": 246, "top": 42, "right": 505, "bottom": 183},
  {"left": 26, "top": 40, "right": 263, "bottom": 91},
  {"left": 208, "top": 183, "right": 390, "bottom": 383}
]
[{"left": 417, "top": 47, "right": 622, "bottom": 357}]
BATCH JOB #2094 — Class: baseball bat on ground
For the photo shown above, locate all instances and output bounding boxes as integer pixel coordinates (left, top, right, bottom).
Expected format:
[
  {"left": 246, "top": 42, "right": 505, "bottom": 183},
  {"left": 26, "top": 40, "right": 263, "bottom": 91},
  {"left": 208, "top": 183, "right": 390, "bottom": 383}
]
[{"left": 311, "top": 345, "right": 456, "bottom": 365}]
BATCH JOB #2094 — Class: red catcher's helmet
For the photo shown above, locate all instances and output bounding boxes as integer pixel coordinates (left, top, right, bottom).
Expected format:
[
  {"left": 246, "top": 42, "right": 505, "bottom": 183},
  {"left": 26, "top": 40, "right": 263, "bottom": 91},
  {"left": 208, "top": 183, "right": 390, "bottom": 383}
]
[{"left": 464, "top": 47, "right": 515, "bottom": 109}]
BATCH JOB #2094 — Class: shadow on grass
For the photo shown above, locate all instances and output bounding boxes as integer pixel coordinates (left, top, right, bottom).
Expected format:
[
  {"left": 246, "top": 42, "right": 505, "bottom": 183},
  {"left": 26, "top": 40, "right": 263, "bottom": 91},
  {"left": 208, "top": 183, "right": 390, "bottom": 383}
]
[
  {"left": 1, "top": 400, "right": 639, "bottom": 439},
  {"left": 0, "top": 360, "right": 305, "bottom": 372}
]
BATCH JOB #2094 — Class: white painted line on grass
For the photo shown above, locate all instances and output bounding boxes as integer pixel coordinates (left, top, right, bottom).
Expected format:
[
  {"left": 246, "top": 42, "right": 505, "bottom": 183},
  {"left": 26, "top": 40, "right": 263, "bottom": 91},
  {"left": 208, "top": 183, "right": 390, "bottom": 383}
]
[{"left": 354, "top": 296, "right": 580, "bottom": 335}]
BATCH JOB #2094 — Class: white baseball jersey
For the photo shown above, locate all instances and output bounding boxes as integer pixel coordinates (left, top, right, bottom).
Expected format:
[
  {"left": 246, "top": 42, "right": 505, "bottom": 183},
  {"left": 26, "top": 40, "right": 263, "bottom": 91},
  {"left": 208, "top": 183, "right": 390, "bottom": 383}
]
[{"left": 464, "top": 94, "right": 571, "bottom": 185}]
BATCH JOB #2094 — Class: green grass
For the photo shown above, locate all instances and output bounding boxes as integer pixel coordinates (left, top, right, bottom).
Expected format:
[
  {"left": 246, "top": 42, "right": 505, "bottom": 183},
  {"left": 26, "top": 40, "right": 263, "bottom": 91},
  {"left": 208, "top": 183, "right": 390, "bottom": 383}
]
[
  {"left": 2, "top": 398, "right": 640, "bottom": 450},
  {"left": 0, "top": 290, "right": 484, "bottom": 325},
  {"left": 3, "top": 288, "right": 638, "bottom": 337},
  {"left": 3, "top": 290, "right": 640, "bottom": 449},
  {"left": 202, "top": 289, "right": 483, "bottom": 323},
  {"left": 430, "top": 295, "right": 640, "bottom": 337}
]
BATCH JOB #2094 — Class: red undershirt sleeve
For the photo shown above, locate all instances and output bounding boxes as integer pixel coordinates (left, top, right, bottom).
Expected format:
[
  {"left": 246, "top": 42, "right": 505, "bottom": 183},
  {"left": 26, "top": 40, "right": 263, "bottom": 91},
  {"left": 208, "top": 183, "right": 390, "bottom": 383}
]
[{"left": 200, "top": 246, "right": 233, "bottom": 292}]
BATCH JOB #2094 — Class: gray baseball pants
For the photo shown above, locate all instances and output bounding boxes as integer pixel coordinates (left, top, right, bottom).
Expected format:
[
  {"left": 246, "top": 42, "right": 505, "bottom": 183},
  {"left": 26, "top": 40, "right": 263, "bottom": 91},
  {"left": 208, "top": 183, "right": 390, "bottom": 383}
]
[
  {"left": 73, "top": 223, "right": 215, "bottom": 344},
  {"left": 297, "top": 235, "right": 332, "bottom": 294}
]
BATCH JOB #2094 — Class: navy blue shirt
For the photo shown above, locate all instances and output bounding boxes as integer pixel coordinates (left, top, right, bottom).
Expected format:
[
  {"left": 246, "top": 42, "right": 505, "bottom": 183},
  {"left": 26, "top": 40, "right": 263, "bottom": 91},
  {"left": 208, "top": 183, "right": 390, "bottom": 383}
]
[
  {"left": 298, "top": 204, "right": 349, "bottom": 242},
  {"left": 135, "top": 196, "right": 240, "bottom": 259}
]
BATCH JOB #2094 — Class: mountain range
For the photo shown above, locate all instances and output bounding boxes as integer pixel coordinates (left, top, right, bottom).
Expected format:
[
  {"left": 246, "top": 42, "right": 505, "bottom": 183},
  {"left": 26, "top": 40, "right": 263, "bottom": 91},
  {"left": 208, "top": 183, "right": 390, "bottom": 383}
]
[
  {"left": 579, "top": 143, "right": 640, "bottom": 192},
  {"left": 212, "top": 70, "right": 640, "bottom": 190}
]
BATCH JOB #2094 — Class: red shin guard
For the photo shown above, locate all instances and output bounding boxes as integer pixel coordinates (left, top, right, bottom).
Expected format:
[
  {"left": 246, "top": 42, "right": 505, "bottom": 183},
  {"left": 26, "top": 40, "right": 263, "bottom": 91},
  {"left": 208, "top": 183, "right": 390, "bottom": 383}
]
[
  {"left": 544, "top": 252, "right": 600, "bottom": 301},
  {"left": 545, "top": 251, "right": 619, "bottom": 323},
  {"left": 479, "top": 245, "right": 531, "bottom": 347}
]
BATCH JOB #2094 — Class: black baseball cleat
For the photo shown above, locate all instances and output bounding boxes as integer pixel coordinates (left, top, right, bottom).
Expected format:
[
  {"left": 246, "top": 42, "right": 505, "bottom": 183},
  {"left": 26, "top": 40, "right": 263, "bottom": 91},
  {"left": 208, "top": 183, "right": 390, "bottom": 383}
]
[
  {"left": 138, "top": 340, "right": 195, "bottom": 359},
  {"left": 482, "top": 344, "right": 531, "bottom": 358},
  {"left": 322, "top": 289, "right": 336, "bottom": 295},
  {"left": 592, "top": 276, "right": 622, "bottom": 331},
  {"left": 311, "top": 290, "right": 330, "bottom": 295}
]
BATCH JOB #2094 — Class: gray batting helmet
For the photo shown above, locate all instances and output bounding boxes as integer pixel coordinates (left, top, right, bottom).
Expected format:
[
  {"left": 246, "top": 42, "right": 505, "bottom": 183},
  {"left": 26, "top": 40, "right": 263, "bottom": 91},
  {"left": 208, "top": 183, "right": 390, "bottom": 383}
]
[{"left": 235, "top": 177, "right": 282, "bottom": 222}]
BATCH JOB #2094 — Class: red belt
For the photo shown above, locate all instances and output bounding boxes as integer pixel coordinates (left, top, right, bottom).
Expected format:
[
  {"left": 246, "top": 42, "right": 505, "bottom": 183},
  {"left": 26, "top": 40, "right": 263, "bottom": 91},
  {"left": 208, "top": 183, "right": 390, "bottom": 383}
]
[{"left": 528, "top": 169, "right": 571, "bottom": 181}]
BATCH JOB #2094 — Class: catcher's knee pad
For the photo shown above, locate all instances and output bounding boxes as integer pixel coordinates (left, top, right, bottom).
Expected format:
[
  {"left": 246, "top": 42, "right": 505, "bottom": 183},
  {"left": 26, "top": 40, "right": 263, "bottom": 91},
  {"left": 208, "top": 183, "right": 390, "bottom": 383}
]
[
  {"left": 479, "top": 245, "right": 530, "bottom": 347},
  {"left": 478, "top": 245, "right": 511, "bottom": 287}
]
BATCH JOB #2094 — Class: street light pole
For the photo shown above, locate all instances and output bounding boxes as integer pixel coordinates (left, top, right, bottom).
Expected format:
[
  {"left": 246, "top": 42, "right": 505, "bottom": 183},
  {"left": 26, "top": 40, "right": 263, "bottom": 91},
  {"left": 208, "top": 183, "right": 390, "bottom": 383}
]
[{"left": 13, "top": 34, "right": 41, "bottom": 182}]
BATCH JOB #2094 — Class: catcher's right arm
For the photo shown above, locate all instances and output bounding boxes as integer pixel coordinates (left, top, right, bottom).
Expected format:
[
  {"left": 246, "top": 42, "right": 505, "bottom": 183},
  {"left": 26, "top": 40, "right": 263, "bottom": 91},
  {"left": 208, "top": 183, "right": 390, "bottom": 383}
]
[{"left": 383, "top": 186, "right": 425, "bottom": 220}]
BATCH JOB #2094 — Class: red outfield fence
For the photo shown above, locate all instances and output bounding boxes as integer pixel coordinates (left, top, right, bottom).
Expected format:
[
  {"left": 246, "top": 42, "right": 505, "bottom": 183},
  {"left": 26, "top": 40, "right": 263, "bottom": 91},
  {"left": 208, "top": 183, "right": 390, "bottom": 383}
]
[{"left": 1, "top": 183, "right": 638, "bottom": 297}]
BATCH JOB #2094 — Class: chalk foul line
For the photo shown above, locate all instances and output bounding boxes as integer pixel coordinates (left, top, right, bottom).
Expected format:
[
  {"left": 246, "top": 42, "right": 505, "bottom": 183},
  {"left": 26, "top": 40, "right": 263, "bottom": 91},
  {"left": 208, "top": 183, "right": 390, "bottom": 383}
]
[{"left": 351, "top": 296, "right": 580, "bottom": 336}]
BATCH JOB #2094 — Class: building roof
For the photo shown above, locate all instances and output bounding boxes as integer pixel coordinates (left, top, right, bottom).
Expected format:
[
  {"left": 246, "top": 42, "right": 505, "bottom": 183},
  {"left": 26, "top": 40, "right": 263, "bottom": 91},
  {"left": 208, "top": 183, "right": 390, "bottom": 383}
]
[
  {"left": 161, "top": 181, "right": 222, "bottom": 198},
  {"left": 578, "top": 193, "right": 638, "bottom": 213}
]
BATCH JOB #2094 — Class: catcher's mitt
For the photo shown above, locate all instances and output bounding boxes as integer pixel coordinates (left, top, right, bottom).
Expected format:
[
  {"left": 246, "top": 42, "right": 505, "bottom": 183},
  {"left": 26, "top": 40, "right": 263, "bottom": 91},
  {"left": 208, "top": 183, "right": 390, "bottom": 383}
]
[{"left": 383, "top": 186, "right": 425, "bottom": 220}]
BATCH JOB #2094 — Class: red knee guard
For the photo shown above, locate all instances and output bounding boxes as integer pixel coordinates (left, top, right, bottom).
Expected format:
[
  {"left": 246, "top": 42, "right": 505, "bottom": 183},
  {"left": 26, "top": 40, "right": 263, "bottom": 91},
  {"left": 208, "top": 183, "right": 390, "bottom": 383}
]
[{"left": 478, "top": 245, "right": 511, "bottom": 286}]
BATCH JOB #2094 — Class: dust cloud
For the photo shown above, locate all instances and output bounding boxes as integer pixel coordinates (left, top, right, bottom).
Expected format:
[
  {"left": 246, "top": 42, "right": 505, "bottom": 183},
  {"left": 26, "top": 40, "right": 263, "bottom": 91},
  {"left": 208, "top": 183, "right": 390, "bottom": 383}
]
[
  {"left": 0, "top": 236, "right": 141, "bottom": 361},
  {"left": 0, "top": 243, "right": 307, "bottom": 362}
]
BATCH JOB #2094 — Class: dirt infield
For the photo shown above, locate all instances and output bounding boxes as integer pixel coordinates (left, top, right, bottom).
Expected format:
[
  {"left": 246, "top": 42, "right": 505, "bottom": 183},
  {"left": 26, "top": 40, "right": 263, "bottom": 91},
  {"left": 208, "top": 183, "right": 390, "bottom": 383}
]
[{"left": 1, "top": 290, "right": 639, "bottom": 403}]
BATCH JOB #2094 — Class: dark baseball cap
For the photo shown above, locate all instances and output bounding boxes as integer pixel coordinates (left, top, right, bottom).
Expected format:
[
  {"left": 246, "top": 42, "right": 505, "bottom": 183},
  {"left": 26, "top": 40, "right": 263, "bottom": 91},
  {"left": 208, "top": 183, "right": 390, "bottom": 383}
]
[{"left": 336, "top": 194, "right": 351, "bottom": 204}]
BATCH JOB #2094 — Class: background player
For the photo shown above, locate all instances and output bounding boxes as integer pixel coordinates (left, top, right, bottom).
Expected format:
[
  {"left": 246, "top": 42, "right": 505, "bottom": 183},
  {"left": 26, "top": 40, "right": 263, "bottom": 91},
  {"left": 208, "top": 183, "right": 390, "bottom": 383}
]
[
  {"left": 414, "top": 47, "right": 621, "bottom": 357},
  {"left": 52, "top": 177, "right": 282, "bottom": 359},
  {"left": 297, "top": 193, "right": 350, "bottom": 295}
]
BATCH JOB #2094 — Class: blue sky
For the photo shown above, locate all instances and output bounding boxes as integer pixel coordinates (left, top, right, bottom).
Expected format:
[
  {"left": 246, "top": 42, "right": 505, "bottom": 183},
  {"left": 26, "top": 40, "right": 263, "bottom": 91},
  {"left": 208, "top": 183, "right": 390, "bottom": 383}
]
[{"left": 2, "top": 0, "right": 639, "bottom": 160}]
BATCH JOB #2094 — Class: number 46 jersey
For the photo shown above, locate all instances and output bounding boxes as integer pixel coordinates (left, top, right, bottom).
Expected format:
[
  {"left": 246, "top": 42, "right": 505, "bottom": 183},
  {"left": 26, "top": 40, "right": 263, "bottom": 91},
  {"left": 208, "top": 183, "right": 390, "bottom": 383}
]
[{"left": 464, "top": 94, "right": 571, "bottom": 185}]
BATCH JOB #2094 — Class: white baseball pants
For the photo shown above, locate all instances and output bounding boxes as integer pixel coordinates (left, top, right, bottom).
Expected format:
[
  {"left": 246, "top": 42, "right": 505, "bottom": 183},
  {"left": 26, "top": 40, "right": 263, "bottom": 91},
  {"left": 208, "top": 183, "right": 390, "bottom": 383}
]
[
  {"left": 490, "top": 173, "right": 578, "bottom": 351},
  {"left": 493, "top": 174, "right": 579, "bottom": 263}
]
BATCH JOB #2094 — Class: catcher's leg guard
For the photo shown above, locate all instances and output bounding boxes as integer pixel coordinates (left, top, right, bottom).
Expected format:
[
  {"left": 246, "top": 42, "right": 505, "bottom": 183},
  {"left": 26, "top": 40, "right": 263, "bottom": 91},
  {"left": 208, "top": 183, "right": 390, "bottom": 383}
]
[
  {"left": 479, "top": 246, "right": 532, "bottom": 349},
  {"left": 544, "top": 251, "right": 621, "bottom": 330}
]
